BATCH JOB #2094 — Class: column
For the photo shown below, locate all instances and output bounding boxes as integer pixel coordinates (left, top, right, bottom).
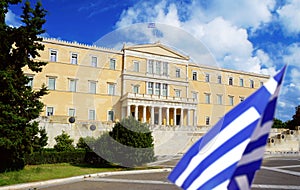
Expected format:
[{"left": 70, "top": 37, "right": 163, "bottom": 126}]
[
  {"left": 135, "top": 105, "right": 138, "bottom": 120},
  {"left": 127, "top": 105, "right": 131, "bottom": 117},
  {"left": 194, "top": 109, "right": 197, "bottom": 127},
  {"left": 151, "top": 106, "right": 154, "bottom": 125},
  {"left": 143, "top": 106, "right": 147, "bottom": 123},
  {"left": 187, "top": 109, "right": 190, "bottom": 126},
  {"left": 173, "top": 108, "right": 177, "bottom": 126},
  {"left": 158, "top": 107, "right": 162, "bottom": 125},
  {"left": 166, "top": 107, "right": 169, "bottom": 126},
  {"left": 180, "top": 108, "right": 184, "bottom": 126}
]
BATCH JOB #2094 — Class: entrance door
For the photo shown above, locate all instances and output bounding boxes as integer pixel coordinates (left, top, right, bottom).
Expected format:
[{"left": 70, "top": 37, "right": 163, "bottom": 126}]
[
  {"left": 176, "top": 115, "right": 181, "bottom": 125},
  {"left": 154, "top": 113, "right": 159, "bottom": 124}
]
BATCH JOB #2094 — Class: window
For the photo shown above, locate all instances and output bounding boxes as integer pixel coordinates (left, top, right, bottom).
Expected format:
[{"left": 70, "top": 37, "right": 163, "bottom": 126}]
[
  {"left": 147, "top": 82, "right": 153, "bottom": 94},
  {"left": 192, "top": 71, "right": 197, "bottom": 81},
  {"left": 148, "top": 60, "right": 154, "bottom": 74},
  {"left": 89, "top": 81, "right": 97, "bottom": 94},
  {"left": 176, "top": 68, "right": 180, "bottom": 78},
  {"left": 48, "top": 77, "right": 56, "bottom": 90},
  {"left": 250, "top": 80, "right": 254, "bottom": 88},
  {"left": 108, "top": 110, "right": 114, "bottom": 121},
  {"left": 46, "top": 107, "right": 54, "bottom": 116},
  {"left": 217, "top": 94, "right": 223, "bottom": 105},
  {"left": 205, "top": 73, "right": 210, "bottom": 82},
  {"left": 91, "top": 56, "right": 97, "bottom": 67},
  {"left": 205, "top": 93, "right": 211, "bottom": 104},
  {"left": 89, "top": 110, "right": 95, "bottom": 120},
  {"left": 69, "top": 79, "right": 77, "bottom": 92},
  {"left": 26, "top": 75, "right": 33, "bottom": 87},
  {"left": 217, "top": 75, "right": 222, "bottom": 84},
  {"left": 109, "top": 59, "right": 116, "bottom": 70},
  {"left": 155, "top": 83, "right": 161, "bottom": 95},
  {"left": 240, "top": 97, "right": 245, "bottom": 102},
  {"left": 229, "top": 77, "right": 233, "bottom": 85},
  {"left": 133, "top": 61, "right": 139, "bottom": 72},
  {"left": 239, "top": 78, "right": 244, "bottom": 87},
  {"left": 155, "top": 61, "right": 161, "bottom": 75},
  {"left": 162, "top": 84, "right": 168, "bottom": 96},
  {"left": 162, "top": 62, "right": 168, "bottom": 76},
  {"left": 71, "top": 53, "right": 78, "bottom": 64},
  {"left": 133, "top": 85, "right": 139, "bottom": 93},
  {"left": 175, "top": 89, "right": 181, "bottom": 97},
  {"left": 192, "top": 92, "right": 198, "bottom": 100},
  {"left": 260, "top": 81, "right": 264, "bottom": 87},
  {"left": 50, "top": 50, "right": 57, "bottom": 62},
  {"left": 68, "top": 108, "right": 76, "bottom": 117},
  {"left": 108, "top": 83, "right": 116, "bottom": 95},
  {"left": 229, "top": 96, "right": 234, "bottom": 106},
  {"left": 205, "top": 116, "right": 210, "bottom": 125}
]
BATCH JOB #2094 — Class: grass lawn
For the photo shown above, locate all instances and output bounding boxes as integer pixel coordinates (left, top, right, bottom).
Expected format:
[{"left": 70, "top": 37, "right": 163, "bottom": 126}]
[{"left": 0, "top": 163, "right": 126, "bottom": 187}]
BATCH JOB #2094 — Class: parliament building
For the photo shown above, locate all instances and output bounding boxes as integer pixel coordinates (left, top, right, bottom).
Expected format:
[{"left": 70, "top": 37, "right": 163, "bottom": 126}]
[{"left": 24, "top": 38, "right": 269, "bottom": 129}]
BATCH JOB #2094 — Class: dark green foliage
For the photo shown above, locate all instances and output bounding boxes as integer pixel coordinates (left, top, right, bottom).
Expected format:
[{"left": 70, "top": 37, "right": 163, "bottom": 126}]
[
  {"left": 32, "top": 127, "right": 48, "bottom": 152},
  {"left": 54, "top": 131, "right": 75, "bottom": 152},
  {"left": 94, "top": 117, "right": 155, "bottom": 167},
  {"left": 283, "top": 105, "right": 300, "bottom": 130},
  {"left": 0, "top": 1, "right": 47, "bottom": 172},
  {"left": 25, "top": 150, "right": 86, "bottom": 165},
  {"left": 76, "top": 136, "right": 96, "bottom": 151},
  {"left": 272, "top": 118, "right": 287, "bottom": 128}
]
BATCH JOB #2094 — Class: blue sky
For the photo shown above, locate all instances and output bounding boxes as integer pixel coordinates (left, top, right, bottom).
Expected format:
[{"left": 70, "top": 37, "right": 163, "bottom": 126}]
[{"left": 6, "top": 0, "right": 300, "bottom": 122}]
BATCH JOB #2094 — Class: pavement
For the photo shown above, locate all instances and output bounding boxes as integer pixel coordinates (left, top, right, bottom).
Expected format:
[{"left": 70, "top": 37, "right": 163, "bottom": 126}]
[{"left": 1, "top": 155, "right": 300, "bottom": 190}]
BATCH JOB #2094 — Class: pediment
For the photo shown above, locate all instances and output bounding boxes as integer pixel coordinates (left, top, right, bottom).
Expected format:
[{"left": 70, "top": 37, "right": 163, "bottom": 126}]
[{"left": 123, "top": 42, "right": 189, "bottom": 60}]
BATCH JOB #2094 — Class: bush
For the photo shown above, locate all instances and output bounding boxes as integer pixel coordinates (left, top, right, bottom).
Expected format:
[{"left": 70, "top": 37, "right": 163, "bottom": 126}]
[
  {"left": 94, "top": 117, "right": 155, "bottom": 167},
  {"left": 54, "top": 131, "right": 75, "bottom": 152},
  {"left": 25, "top": 150, "right": 86, "bottom": 165},
  {"left": 76, "top": 137, "right": 96, "bottom": 151}
]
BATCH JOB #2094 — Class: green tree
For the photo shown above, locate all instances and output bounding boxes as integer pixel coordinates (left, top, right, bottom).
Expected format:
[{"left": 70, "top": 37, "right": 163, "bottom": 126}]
[
  {"left": 32, "top": 127, "right": 48, "bottom": 152},
  {"left": 291, "top": 105, "right": 300, "bottom": 129},
  {"left": 54, "top": 131, "right": 75, "bottom": 152},
  {"left": 76, "top": 136, "right": 96, "bottom": 151},
  {"left": 272, "top": 118, "right": 287, "bottom": 128},
  {"left": 95, "top": 116, "right": 155, "bottom": 167},
  {"left": 0, "top": 1, "right": 47, "bottom": 172}
]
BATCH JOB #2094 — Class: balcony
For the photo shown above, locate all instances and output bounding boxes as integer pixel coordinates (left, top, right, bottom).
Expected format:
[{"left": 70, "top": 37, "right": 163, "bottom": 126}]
[{"left": 121, "top": 92, "right": 198, "bottom": 105}]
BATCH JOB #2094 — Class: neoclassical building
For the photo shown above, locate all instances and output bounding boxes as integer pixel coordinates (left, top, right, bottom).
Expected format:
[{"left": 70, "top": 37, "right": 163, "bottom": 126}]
[{"left": 24, "top": 38, "right": 269, "bottom": 128}]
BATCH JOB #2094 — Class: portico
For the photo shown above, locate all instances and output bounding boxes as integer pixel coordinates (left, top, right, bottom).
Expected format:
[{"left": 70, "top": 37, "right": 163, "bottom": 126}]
[{"left": 121, "top": 93, "right": 198, "bottom": 127}]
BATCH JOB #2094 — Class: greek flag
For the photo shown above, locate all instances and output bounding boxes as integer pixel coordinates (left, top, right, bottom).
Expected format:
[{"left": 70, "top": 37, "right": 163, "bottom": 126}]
[{"left": 168, "top": 65, "right": 286, "bottom": 190}]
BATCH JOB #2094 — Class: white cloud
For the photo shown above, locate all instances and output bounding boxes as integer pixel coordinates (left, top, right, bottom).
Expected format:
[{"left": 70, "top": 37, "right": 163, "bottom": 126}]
[
  {"left": 5, "top": 9, "right": 21, "bottom": 27},
  {"left": 114, "top": 0, "right": 281, "bottom": 75},
  {"left": 283, "top": 43, "right": 300, "bottom": 66},
  {"left": 200, "top": 0, "right": 276, "bottom": 29},
  {"left": 277, "top": 0, "right": 300, "bottom": 34}
]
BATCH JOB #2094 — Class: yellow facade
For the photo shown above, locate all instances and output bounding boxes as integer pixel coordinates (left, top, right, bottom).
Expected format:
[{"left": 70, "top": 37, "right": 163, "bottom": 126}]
[{"left": 24, "top": 38, "right": 269, "bottom": 127}]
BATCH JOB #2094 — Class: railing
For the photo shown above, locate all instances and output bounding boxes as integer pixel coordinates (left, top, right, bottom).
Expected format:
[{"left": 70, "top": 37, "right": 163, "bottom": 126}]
[{"left": 124, "top": 93, "right": 198, "bottom": 104}]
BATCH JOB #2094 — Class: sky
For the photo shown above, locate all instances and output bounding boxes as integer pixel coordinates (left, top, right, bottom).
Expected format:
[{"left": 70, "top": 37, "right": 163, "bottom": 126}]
[{"left": 6, "top": 0, "right": 300, "bottom": 122}]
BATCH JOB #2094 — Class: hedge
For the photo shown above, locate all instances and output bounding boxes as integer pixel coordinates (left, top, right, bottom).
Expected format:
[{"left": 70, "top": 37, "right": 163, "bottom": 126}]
[{"left": 25, "top": 150, "right": 108, "bottom": 166}]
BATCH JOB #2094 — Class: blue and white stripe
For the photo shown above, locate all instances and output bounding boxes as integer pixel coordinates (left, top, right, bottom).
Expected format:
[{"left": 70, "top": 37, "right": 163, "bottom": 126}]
[{"left": 168, "top": 66, "right": 286, "bottom": 190}]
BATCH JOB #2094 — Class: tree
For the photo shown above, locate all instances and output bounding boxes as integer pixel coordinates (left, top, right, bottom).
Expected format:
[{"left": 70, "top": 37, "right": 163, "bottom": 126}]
[
  {"left": 285, "top": 105, "right": 300, "bottom": 130},
  {"left": 54, "top": 131, "right": 75, "bottom": 152},
  {"left": 32, "top": 127, "right": 48, "bottom": 152},
  {"left": 95, "top": 116, "right": 155, "bottom": 167},
  {"left": 0, "top": 0, "right": 47, "bottom": 172},
  {"left": 272, "top": 118, "right": 287, "bottom": 128}
]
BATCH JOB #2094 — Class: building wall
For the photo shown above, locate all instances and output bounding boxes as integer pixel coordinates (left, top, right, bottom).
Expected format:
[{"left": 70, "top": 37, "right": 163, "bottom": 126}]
[{"left": 24, "top": 38, "right": 269, "bottom": 127}]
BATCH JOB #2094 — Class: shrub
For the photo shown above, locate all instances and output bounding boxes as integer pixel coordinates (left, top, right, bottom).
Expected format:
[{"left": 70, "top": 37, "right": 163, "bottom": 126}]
[
  {"left": 76, "top": 136, "right": 96, "bottom": 151},
  {"left": 94, "top": 116, "right": 155, "bottom": 167},
  {"left": 53, "top": 131, "right": 75, "bottom": 152},
  {"left": 25, "top": 150, "right": 86, "bottom": 165}
]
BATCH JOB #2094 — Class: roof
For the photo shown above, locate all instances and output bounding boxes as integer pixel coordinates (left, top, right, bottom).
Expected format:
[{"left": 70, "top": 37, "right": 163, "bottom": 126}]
[{"left": 123, "top": 42, "right": 190, "bottom": 60}]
